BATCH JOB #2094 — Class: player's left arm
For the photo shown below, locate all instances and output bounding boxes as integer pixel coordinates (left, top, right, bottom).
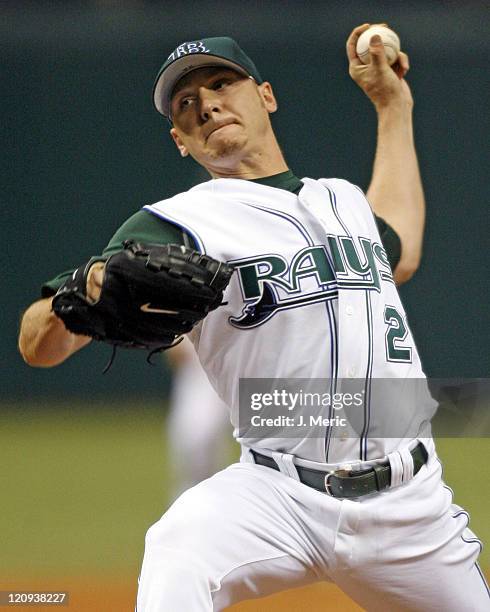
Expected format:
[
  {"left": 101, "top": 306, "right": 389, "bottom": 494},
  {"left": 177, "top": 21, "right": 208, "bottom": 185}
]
[
  {"left": 21, "top": 211, "right": 196, "bottom": 367},
  {"left": 347, "top": 23, "right": 425, "bottom": 285}
]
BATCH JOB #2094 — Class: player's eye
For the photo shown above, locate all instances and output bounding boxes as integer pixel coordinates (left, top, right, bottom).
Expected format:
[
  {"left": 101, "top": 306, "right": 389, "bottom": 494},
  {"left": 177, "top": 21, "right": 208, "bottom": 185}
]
[
  {"left": 179, "top": 97, "right": 195, "bottom": 110},
  {"left": 212, "top": 79, "right": 229, "bottom": 91}
]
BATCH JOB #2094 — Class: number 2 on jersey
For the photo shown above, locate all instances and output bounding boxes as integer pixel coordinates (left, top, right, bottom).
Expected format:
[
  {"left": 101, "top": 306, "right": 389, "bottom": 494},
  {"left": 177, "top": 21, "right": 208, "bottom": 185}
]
[{"left": 384, "top": 305, "right": 412, "bottom": 363}]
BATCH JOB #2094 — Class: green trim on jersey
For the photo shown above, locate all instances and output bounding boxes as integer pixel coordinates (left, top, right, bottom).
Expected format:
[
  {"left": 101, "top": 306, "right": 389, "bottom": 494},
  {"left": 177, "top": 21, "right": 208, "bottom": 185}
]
[
  {"left": 374, "top": 216, "right": 401, "bottom": 271},
  {"left": 41, "top": 171, "right": 400, "bottom": 296},
  {"left": 104, "top": 209, "right": 189, "bottom": 254},
  {"left": 251, "top": 169, "right": 303, "bottom": 194},
  {"left": 41, "top": 211, "right": 193, "bottom": 297}
]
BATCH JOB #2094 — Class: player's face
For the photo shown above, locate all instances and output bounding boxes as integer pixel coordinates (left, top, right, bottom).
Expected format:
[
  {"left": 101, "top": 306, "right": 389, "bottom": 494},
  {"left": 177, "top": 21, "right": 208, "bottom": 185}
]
[{"left": 169, "top": 67, "right": 278, "bottom": 175}]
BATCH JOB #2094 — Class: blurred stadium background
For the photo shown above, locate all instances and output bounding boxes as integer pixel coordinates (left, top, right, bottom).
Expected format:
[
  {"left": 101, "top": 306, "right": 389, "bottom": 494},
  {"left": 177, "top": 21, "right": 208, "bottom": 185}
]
[{"left": 3, "top": 1, "right": 488, "bottom": 610}]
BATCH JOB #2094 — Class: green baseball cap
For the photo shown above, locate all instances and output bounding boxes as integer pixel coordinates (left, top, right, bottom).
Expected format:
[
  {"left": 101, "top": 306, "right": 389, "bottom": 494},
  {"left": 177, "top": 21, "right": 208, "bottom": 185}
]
[{"left": 153, "top": 37, "right": 263, "bottom": 118}]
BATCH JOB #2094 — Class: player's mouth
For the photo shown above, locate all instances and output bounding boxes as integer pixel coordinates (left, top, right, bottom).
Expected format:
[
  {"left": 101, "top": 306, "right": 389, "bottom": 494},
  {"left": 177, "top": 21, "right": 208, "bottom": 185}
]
[{"left": 206, "top": 121, "right": 239, "bottom": 141}]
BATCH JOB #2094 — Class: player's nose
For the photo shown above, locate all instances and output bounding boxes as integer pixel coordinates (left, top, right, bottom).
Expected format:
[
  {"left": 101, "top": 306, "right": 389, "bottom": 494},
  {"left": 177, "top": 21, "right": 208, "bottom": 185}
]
[{"left": 198, "top": 87, "right": 222, "bottom": 122}]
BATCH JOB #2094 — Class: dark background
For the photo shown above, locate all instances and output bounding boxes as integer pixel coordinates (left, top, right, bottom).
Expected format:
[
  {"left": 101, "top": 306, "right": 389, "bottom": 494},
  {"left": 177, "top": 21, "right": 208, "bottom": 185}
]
[{"left": 4, "top": 1, "right": 489, "bottom": 400}]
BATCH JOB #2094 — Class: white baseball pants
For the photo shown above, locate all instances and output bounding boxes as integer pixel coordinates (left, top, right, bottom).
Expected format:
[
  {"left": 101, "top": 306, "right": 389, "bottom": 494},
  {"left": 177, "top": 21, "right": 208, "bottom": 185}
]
[{"left": 136, "top": 447, "right": 489, "bottom": 611}]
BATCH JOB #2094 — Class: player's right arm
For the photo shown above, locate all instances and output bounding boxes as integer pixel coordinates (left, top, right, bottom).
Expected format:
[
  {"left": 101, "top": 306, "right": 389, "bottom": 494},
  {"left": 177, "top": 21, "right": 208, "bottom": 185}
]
[
  {"left": 346, "top": 23, "right": 425, "bottom": 286},
  {"left": 18, "top": 210, "right": 192, "bottom": 367}
]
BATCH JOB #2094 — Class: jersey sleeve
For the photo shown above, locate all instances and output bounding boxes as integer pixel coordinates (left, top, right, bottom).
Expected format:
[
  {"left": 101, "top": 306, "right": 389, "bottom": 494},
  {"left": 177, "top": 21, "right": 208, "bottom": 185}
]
[
  {"left": 41, "top": 210, "right": 197, "bottom": 297},
  {"left": 373, "top": 215, "right": 401, "bottom": 271}
]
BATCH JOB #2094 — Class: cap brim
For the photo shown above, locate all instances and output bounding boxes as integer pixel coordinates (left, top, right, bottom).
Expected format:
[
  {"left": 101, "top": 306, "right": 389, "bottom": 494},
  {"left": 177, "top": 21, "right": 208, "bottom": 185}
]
[{"left": 153, "top": 54, "right": 249, "bottom": 117}]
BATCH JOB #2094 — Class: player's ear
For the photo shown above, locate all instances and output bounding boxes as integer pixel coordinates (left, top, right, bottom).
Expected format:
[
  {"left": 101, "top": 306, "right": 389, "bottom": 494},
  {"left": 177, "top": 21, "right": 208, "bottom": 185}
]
[
  {"left": 257, "top": 82, "right": 278, "bottom": 114},
  {"left": 170, "top": 128, "right": 189, "bottom": 157}
]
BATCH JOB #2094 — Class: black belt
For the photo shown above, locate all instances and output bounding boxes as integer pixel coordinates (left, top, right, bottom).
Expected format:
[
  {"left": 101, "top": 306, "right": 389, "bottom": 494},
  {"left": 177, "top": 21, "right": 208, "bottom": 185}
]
[{"left": 251, "top": 442, "right": 428, "bottom": 499}]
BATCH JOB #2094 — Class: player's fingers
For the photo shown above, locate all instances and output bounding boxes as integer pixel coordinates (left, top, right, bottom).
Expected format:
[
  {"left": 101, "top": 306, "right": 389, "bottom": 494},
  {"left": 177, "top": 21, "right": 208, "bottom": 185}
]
[
  {"left": 368, "top": 34, "right": 388, "bottom": 70},
  {"left": 86, "top": 262, "right": 106, "bottom": 302},
  {"left": 398, "top": 51, "right": 409, "bottom": 70},
  {"left": 398, "top": 51, "right": 410, "bottom": 75},
  {"left": 392, "top": 52, "right": 409, "bottom": 79},
  {"left": 392, "top": 61, "right": 402, "bottom": 79},
  {"left": 346, "top": 23, "right": 371, "bottom": 64}
]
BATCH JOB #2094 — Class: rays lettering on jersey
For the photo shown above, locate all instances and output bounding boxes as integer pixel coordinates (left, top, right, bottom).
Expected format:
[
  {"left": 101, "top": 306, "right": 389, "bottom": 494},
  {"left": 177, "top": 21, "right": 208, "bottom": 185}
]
[{"left": 229, "top": 237, "right": 393, "bottom": 329}]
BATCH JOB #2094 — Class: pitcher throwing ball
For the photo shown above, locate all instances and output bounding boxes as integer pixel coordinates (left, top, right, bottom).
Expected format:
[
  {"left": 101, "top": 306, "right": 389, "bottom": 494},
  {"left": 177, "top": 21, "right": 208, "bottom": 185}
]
[{"left": 19, "top": 24, "right": 489, "bottom": 611}]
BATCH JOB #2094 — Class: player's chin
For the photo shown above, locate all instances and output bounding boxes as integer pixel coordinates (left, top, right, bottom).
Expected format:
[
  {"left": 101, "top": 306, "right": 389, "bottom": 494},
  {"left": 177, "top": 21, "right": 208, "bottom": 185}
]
[{"left": 206, "top": 135, "right": 247, "bottom": 160}]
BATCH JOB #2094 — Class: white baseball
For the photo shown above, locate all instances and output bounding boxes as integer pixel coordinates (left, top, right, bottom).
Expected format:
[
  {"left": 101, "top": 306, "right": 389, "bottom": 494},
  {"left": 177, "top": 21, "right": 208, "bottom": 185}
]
[{"left": 356, "top": 25, "right": 401, "bottom": 66}]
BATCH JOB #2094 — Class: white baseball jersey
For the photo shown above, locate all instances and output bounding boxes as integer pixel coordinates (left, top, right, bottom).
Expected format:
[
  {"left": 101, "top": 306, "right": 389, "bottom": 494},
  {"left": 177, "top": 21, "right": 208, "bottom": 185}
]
[
  {"left": 145, "top": 177, "right": 436, "bottom": 465},
  {"left": 139, "top": 177, "right": 489, "bottom": 612}
]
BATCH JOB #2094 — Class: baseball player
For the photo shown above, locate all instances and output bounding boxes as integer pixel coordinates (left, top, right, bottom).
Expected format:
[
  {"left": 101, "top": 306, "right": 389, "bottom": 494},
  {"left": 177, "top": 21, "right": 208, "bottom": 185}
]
[{"left": 18, "top": 23, "right": 489, "bottom": 611}]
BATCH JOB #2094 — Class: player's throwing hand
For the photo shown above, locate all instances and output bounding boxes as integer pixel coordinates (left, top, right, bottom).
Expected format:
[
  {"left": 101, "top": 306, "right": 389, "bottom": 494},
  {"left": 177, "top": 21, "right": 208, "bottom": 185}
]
[{"left": 347, "top": 23, "right": 413, "bottom": 110}]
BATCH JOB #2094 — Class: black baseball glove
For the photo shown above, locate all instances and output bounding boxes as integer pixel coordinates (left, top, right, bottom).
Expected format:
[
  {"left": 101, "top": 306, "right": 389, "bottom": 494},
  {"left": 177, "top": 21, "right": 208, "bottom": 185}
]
[{"left": 52, "top": 240, "right": 234, "bottom": 361}]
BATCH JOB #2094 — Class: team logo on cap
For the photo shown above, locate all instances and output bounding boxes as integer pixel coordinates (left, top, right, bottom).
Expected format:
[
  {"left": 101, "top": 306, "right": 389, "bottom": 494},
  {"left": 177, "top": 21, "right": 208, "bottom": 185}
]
[{"left": 167, "top": 42, "right": 211, "bottom": 62}]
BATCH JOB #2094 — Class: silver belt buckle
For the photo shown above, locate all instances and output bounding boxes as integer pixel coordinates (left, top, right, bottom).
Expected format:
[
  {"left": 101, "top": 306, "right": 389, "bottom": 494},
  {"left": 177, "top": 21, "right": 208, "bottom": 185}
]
[{"left": 324, "top": 467, "right": 353, "bottom": 496}]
